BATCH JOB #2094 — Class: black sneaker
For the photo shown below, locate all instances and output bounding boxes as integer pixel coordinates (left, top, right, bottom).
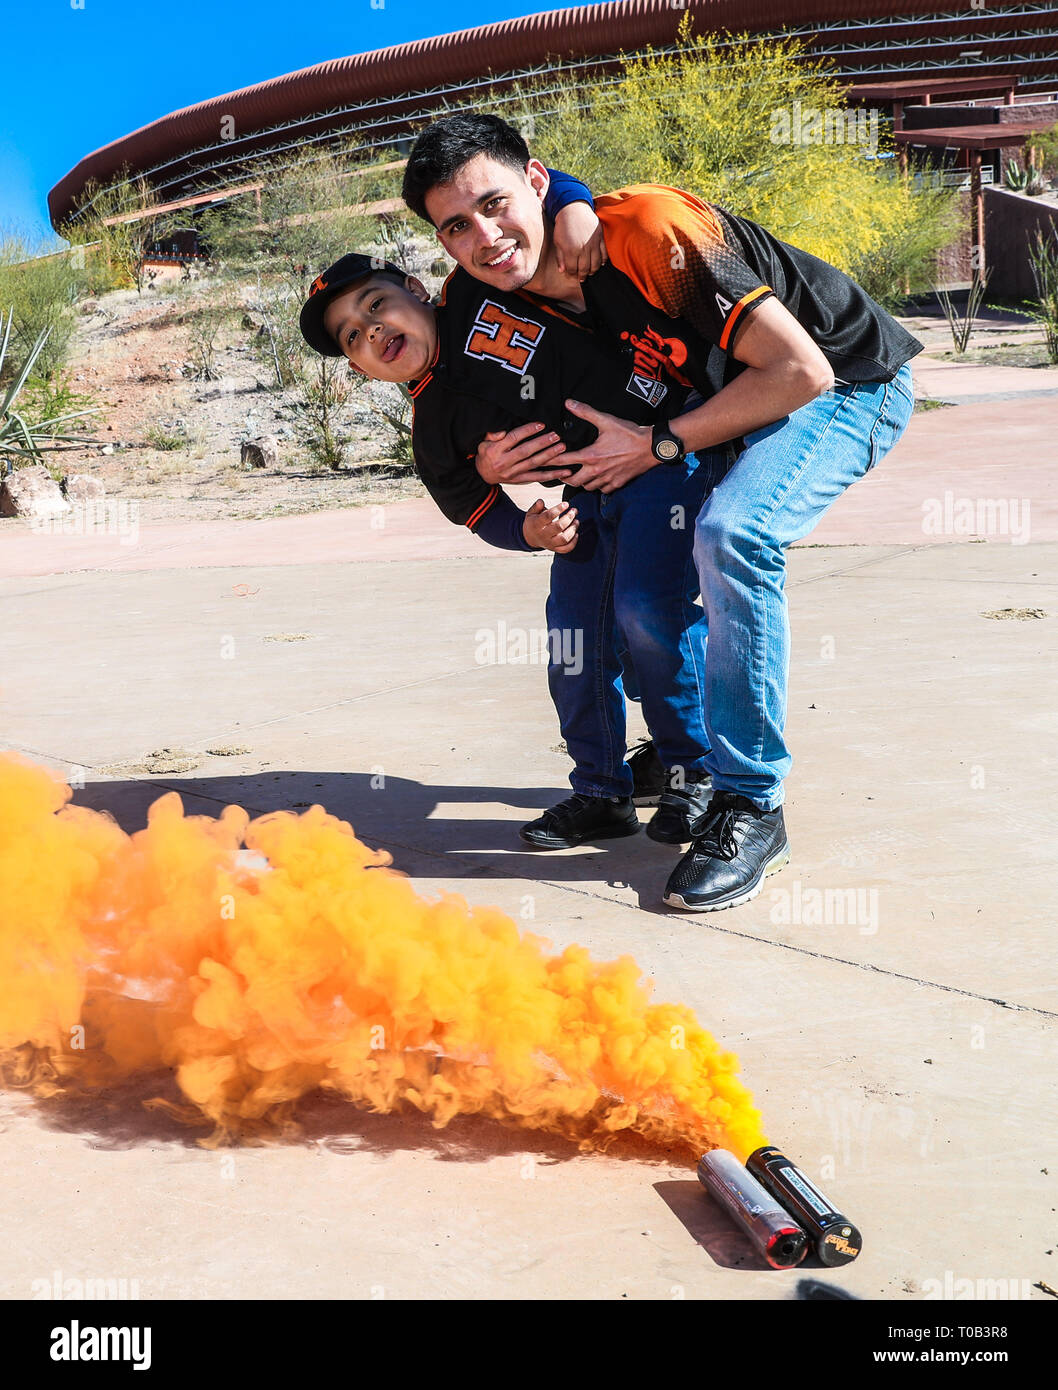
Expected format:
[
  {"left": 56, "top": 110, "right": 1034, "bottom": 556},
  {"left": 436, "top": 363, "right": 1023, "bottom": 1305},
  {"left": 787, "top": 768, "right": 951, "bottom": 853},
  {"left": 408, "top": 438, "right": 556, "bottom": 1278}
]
[
  {"left": 663, "top": 792, "right": 789, "bottom": 910},
  {"left": 626, "top": 740, "right": 666, "bottom": 807},
  {"left": 646, "top": 772, "right": 713, "bottom": 845},
  {"left": 520, "top": 793, "right": 640, "bottom": 850}
]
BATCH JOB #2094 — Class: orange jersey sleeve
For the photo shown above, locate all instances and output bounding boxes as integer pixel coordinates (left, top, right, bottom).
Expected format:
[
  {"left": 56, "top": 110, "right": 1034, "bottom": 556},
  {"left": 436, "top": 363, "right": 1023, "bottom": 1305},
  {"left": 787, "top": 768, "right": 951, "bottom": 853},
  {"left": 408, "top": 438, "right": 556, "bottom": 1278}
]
[{"left": 595, "top": 185, "right": 774, "bottom": 352}]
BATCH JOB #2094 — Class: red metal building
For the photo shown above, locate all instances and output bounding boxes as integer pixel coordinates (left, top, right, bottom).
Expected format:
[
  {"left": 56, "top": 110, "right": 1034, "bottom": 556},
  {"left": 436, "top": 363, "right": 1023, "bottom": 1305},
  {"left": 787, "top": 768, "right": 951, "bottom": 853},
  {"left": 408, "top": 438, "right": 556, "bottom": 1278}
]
[{"left": 48, "top": 0, "right": 1058, "bottom": 229}]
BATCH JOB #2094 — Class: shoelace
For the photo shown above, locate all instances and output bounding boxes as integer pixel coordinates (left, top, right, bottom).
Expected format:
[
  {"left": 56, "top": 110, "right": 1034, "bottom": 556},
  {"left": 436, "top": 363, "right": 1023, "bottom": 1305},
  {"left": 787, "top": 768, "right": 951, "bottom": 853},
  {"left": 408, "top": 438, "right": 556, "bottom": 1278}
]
[{"left": 693, "top": 804, "right": 739, "bottom": 861}]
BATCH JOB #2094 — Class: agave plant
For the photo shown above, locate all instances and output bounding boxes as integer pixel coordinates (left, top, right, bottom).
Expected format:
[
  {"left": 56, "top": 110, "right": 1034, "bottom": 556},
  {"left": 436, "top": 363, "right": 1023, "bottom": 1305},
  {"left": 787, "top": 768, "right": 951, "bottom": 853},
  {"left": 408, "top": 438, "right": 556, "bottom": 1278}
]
[
  {"left": 0, "top": 309, "right": 100, "bottom": 473},
  {"left": 1005, "top": 158, "right": 1029, "bottom": 192},
  {"left": 1004, "top": 158, "right": 1047, "bottom": 196}
]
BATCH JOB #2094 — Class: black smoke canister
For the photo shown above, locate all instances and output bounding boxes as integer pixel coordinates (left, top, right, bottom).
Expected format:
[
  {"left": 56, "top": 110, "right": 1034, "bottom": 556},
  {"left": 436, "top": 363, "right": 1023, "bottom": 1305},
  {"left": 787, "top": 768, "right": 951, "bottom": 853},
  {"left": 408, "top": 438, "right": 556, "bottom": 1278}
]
[
  {"left": 746, "top": 1146, "right": 862, "bottom": 1266},
  {"left": 697, "top": 1149, "right": 808, "bottom": 1269}
]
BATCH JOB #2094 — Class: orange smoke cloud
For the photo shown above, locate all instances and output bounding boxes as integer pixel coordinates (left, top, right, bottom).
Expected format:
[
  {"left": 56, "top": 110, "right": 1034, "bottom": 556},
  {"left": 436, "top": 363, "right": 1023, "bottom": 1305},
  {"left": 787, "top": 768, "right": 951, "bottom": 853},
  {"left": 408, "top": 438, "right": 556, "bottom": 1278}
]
[{"left": 0, "top": 751, "right": 766, "bottom": 1158}]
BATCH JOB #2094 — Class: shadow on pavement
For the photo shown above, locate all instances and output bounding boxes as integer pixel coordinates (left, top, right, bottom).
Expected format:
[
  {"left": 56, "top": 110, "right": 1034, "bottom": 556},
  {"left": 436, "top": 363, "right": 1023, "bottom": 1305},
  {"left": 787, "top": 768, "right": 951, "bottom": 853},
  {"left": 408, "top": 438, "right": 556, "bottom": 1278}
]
[
  {"left": 653, "top": 1179, "right": 772, "bottom": 1271},
  {"left": 73, "top": 769, "right": 682, "bottom": 910},
  {"left": 23, "top": 1068, "right": 697, "bottom": 1172},
  {"left": 654, "top": 1181, "right": 862, "bottom": 1290}
]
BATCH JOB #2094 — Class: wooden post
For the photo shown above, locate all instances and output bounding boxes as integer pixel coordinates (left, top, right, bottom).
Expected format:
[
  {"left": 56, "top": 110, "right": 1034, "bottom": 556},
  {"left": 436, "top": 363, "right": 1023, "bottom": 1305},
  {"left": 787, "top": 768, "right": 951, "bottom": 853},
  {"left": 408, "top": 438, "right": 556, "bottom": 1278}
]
[{"left": 893, "top": 99, "right": 904, "bottom": 133}]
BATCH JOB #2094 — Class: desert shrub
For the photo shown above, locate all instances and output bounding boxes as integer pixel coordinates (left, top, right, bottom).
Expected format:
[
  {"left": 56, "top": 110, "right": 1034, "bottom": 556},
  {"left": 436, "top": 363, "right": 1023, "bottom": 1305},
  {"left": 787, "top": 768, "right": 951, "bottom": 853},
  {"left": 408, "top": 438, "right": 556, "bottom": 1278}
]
[
  {"left": 0, "top": 309, "right": 100, "bottom": 472},
  {"left": 180, "top": 292, "right": 233, "bottom": 380},
  {"left": 0, "top": 232, "right": 84, "bottom": 382},
  {"left": 296, "top": 357, "right": 355, "bottom": 470},
  {"left": 1027, "top": 228, "right": 1058, "bottom": 363},
  {"left": 62, "top": 172, "right": 177, "bottom": 295},
  {"left": 1029, "top": 122, "right": 1058, "bottom": 185},
  {"left": 143, "top": 422, "right": 189, "bottom": 451},
  {"left": 201, "top": 147, "right": 421, "bottom": 466},
  {"left": 363, "top": 379, "right": 414, "bottom": 467},
  {"left": 201, "top": 148, "right": 382, "bottom": 391}
]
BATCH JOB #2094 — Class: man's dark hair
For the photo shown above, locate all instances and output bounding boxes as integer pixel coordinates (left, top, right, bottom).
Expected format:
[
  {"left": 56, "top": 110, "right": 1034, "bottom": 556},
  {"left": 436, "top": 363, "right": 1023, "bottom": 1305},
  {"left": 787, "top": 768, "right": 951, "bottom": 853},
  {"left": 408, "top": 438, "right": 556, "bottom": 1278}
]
[{"left": 402, "top": 113, "right": 531, "bottom": 224}]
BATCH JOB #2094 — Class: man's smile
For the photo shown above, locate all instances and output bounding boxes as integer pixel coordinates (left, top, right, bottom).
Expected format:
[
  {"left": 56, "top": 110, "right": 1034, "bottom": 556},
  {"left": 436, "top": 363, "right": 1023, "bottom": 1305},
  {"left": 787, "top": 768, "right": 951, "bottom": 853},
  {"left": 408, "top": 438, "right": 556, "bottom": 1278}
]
[{"left": 483, "top": 243, "right": 518, "bottom": 269}]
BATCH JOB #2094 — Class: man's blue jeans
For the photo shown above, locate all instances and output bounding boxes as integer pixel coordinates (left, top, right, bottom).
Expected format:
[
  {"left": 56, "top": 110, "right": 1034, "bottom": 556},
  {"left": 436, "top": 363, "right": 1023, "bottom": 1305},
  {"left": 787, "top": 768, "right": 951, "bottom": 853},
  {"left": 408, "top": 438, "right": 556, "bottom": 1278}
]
[
  {"left": 694, "top": 361, "right": 916, "bottom": 809},
  {"left": 546, "top": 448, "right": 731, "bottom": 798}
]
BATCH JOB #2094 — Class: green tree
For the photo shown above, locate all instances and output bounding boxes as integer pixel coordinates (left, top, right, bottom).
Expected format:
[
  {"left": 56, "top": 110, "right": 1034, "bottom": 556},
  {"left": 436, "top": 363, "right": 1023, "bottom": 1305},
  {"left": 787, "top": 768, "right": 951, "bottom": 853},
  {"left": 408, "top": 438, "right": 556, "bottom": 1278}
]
[{"left": 0, "top": 232, "right": 83, "bottom": 383}]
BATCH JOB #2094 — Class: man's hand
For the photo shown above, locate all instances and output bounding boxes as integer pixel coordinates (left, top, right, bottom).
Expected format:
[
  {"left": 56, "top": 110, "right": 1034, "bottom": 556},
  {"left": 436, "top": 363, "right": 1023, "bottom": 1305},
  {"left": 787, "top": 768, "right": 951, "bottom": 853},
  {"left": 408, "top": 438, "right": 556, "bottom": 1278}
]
[
  {"left": 558, "top": 400, "right": 657, "bottom": 494},
  {"left": 553, "top": 201, "right": 608, "bottom": 281},
  {"left": 476, "top": 422, "right": 571, "bottom": 485},
  {"left": 523, "top": 498, "right": 578, "bottom": 553}
]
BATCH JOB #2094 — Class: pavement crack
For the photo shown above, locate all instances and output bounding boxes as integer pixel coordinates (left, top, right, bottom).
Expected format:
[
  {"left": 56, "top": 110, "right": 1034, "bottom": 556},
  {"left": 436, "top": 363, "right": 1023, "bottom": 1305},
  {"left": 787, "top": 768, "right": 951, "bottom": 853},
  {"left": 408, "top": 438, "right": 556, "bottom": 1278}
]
[
  {"left": 790, "top": 546, "right": 926, "bottom": 587},
  {"left": 383, "top": 843, "right": 1058, "bottom": 1020}
]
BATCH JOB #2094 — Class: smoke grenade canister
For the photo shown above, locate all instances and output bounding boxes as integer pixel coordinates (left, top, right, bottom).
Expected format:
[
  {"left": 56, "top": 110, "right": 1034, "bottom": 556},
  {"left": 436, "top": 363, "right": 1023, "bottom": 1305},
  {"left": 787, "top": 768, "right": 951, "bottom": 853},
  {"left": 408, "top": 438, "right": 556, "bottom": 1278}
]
[
  {"left": 745, "top": 1146, "right": 862, "bottom": 1266},
  {"left": 697, "top": 1149, "right": 807, "bottom": 1269}
]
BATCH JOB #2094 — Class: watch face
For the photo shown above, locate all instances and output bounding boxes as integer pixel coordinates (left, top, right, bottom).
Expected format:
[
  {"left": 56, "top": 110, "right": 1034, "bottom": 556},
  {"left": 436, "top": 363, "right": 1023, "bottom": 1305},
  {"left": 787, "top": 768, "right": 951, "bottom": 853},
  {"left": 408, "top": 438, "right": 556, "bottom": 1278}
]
[{"left": 656, "top": 437, "right": 680, "bottom": 460}]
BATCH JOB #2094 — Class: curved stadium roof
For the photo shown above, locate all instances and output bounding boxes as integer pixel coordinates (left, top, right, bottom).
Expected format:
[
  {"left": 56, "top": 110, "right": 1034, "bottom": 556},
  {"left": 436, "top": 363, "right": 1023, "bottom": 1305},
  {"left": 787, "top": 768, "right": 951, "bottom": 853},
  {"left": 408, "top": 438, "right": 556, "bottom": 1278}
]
[{"left": 48, "top": 0, "right": 1058, "bottom": 228}]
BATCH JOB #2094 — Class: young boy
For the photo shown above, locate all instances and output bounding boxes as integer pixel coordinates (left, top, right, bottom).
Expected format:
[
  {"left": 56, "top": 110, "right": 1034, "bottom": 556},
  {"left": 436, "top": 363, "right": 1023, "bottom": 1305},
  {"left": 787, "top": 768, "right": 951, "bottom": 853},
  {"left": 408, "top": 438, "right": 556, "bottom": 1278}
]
[{"left": 298, "top": 232, "right": 722, "bottom": 849}]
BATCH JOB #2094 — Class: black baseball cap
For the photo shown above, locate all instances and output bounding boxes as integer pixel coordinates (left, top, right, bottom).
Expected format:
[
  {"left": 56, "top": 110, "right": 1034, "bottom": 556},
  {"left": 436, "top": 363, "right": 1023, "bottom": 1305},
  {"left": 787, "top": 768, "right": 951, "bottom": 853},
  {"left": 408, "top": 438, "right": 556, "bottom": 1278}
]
[{"left": 299, "top": 254, "right": 409, "bottom": 357}]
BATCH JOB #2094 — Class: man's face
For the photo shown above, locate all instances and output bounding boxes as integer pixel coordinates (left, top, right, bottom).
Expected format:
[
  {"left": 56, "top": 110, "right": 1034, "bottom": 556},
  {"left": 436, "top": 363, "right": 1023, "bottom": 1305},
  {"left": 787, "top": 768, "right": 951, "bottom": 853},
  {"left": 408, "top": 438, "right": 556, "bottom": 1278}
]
[
  {"left": 426, "top": 154, "right": 550, "bottom": 291},
  {"left": 322, "top": 273, "right": 437, "bottom": 382}
]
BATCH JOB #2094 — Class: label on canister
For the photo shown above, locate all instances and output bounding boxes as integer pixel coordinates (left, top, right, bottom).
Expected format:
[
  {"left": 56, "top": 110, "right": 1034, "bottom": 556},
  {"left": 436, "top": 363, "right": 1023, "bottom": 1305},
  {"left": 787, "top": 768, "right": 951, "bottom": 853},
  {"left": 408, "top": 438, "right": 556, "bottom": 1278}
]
[{"left": 777, "top": 1164, "right": 834, "bottom": 1219}]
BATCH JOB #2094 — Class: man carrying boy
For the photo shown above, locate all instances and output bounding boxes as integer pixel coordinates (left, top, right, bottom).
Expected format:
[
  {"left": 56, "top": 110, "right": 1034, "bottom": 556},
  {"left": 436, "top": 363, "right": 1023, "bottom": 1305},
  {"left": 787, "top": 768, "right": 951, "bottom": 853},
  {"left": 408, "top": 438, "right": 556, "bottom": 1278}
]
[{"left": 298, "top": 243, "right": 727, "bottom": 848}]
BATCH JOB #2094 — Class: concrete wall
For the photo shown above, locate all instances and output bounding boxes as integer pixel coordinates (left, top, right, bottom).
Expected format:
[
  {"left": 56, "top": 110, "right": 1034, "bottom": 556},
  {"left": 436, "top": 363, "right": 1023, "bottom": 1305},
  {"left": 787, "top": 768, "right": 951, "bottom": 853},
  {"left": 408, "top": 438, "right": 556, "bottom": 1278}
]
[
  {"left": 984, "top": 185, "right": 1058, "bottom": 300},
  {"left": 932, "top": 190, "right": 973, "bottom": 289}
]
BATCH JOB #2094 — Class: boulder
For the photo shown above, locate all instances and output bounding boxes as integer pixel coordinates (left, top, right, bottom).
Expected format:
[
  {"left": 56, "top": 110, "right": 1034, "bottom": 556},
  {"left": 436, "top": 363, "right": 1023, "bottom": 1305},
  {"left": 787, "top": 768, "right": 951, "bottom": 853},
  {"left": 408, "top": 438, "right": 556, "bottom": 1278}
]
[
  {"left": 0, "top": 465, "right": 71, "bottom": 521},
  {"left": 62, "top": 474, "right": 106, "bottom": 502},
  {"left": 241, "top": 434, "right": 279, "bottom": 469}
]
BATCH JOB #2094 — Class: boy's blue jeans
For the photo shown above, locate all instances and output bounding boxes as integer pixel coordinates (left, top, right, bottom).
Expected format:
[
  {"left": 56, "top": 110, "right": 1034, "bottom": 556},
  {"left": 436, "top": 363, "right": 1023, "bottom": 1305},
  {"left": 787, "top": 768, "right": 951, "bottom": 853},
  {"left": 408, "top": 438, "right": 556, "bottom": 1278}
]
[
  {"left": 546, "top": 447, "right": 731, "bottom": 798},
  {"left": 694, "top": 361, "right": 916, "bottom": 809}
]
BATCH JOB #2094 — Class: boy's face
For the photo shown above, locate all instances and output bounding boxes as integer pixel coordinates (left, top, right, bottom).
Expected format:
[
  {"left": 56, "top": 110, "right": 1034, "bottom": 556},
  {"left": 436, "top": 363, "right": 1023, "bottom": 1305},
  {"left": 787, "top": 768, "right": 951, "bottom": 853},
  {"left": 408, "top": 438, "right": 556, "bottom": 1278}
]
[
  {"left": 323, "top": 273, "right": 437, "bottom": 382},
  {"left": 425, "top": 154, "right": 550, "bottom": 293}
]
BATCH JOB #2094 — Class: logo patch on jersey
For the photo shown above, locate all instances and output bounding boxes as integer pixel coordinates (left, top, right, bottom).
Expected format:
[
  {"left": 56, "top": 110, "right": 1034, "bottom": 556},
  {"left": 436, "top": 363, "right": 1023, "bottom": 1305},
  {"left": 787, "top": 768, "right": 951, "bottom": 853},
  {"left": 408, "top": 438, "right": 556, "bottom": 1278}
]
[
  {"left": 715, "top": 292, "right": 733, "bottom": 318},
  {"left": 620, "top": 326, "right": 689, "bottom": 378},
  {"left": 465, "top": 300, "right": 546, "bottom": 374},
  {"left": 626, "top": 372, "right": 669, "bottom": 408}
]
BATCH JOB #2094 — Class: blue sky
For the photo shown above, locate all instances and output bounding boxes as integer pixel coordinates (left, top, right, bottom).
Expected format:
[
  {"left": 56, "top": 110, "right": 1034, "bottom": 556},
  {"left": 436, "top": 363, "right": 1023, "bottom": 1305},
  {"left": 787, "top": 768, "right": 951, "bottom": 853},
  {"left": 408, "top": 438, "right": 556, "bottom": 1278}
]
[{"left": 0, "top": 0, "right": 558, "bottom": 245}]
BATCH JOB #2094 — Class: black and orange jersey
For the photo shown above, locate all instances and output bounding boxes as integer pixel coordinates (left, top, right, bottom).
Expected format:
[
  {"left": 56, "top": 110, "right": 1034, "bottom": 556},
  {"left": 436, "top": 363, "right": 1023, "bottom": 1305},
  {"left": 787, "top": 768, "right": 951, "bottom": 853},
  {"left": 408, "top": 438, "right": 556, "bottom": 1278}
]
[
  {"left": 408, "top": 265, "right": 690, "bottom": 534},
  {"left": 569, "top": 184, "right": 921, "bottom": 390}
]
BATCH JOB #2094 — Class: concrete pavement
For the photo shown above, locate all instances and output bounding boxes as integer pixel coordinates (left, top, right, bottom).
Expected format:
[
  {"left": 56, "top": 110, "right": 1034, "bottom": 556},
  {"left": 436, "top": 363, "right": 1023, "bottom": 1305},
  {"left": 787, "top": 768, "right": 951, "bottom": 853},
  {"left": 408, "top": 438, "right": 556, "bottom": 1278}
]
[
  {"left": 2, "top": 373, "right": 1056, "bottom": 1300},
  {"left": 2, "top": 560, "right": 1055, "bottom": 1298}
]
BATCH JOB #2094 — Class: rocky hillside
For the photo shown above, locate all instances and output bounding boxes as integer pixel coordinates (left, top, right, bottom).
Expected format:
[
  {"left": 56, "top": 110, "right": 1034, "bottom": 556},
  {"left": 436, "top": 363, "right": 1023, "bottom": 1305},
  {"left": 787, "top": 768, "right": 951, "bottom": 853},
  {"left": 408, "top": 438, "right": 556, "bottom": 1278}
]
[{"left": 28, "top": 270, "right": 431, "bottom": 526}]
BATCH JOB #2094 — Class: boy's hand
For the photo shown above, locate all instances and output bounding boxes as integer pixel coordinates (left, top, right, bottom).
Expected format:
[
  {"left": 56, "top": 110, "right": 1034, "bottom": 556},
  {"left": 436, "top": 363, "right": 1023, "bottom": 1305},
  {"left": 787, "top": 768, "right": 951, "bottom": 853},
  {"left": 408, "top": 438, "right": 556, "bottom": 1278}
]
[
  {"left": 553, "top": 201, "right": 608, "bottom": 281},
  {"left": 522, "top": 498, "right": 578, "bottom": 553},
  {"left": 476, "top": 423, "right": 571, "bottom": 485}
]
